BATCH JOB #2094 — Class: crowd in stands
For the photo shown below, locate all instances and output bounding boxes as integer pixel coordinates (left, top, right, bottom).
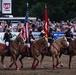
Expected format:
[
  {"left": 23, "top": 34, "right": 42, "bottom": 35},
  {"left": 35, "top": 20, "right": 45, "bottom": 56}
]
[{"left": 0, "top": 18, "right": 76, "bottom": 34}]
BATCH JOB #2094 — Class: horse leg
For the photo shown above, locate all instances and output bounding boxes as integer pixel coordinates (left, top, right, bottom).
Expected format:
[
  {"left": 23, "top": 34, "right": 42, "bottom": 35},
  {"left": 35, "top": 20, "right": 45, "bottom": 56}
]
[
  {"left": 55, "top": 55, "right": 60, "bottom": 69},
  {"left": 52, "top": 55, "right": 55, "bottom": 70},
  {"left": 9, "top": 55, "right": 19, "bottom": 70},
  {"left": 40, "top": 54, "right": 44, "bottom": 68},
  {"left": 59, "top": 53, "right": 63, "bottom": 67},
  {"left": 14, "top": 55, "right": 19, "bottom": 70},
  {"left": 16, "top": 53, "right": 20, "bottom": 60},
  {"left": 31, "top": 58, "right": 36, "bottom": 70},
  {"left": 19, "top": 55, "right": 25, "bottom": 68},
  {"left": 1, "top": 55, "right": 7, "bottom": 69},
  {"left": 9, "top": 56, "right": 15, "bottom": 69},
  {"left": 57, "top": 53, "right": 63, "bottom": 68},
  {"left": 68, "top": 55, "right": 72, "bottom": 69},
  {"left": 35, "top": 56, "right": 39, "bottom": 68}
]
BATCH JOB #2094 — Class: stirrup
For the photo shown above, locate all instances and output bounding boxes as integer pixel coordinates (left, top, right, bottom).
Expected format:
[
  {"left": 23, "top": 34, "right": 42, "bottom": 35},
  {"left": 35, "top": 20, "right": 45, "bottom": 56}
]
[{"left": 4, "top": 50, "right": 7, "bottom": 53}]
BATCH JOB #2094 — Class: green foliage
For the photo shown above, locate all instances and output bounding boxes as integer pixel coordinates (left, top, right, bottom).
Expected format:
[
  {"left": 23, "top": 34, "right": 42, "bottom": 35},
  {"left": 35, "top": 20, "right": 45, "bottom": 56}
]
[
  {"left": 12, "top": 0, "right": 76, "bottom": 22},
  {"left": 29, "top": 3, "right": 44, "bottom": 20}
]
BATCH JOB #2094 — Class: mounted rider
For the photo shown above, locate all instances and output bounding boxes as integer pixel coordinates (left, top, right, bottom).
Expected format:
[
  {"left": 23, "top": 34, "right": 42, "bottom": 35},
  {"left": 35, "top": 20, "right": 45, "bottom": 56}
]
[
  {"left": 25, "top": 29, "right": 35, "bottom": 57},
  {"left": 3, "top": 28, "right": 12, "bottom": 53},
  {"left": 64, "top": 27, "right": 73, "bottom": 54},
  {"left": 64, "top": 27, "right": 73, "bottom": 43}
]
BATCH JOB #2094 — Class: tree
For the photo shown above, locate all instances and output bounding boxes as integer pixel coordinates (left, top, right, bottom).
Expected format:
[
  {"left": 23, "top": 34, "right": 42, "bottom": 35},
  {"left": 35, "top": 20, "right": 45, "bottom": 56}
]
[{"left": 12, "top": 0, "right": 76, "bottom": 22}]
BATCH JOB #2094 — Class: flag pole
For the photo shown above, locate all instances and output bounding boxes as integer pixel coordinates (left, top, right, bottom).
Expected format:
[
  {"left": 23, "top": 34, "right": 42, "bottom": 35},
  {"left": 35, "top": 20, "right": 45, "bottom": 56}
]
[
  {"left": 26, "top": 3, "right": 30, "bottom": 57},
  {"left": 44, "top": 4, "right": 49, "bottom": 41},
  {"left": 27, "top": 3, "right": 29, "bottom": 43}
]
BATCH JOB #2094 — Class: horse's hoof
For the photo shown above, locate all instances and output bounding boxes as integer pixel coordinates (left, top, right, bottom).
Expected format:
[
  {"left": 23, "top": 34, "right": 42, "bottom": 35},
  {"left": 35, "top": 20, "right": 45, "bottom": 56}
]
[
  {"left": 16, "top": 68, "right": 20, "bottom": 71},
  {"left": 60, "top": 65, "right": 63, "bottom": 67},
  {"left": 41, "top": 66, "right": 44, "bottom": 69},
  {"left": 8, "top": 67, "right": 11, "bottom": 70},
  {"left": 21, "top": 66, "right": 23, "bottom": 69},
  {"left": 53, "top": 66, "right": 57, "bottom": 70},
  {"left": 69, "top": 67, "right": 72, "bottom": 69},
  {"left": 54, "top": 67, "right": 56, "bottom": 70},
  {"left": 4, "top": 68, "right": 7, "bottom": 70},
  {"left": 32, "top": 66, "right": 36, "bottom": 70}
]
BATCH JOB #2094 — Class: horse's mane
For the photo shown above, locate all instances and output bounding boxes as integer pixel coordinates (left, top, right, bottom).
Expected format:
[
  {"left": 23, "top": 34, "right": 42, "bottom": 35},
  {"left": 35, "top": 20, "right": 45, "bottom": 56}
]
[{"left": 35, "top": 37, "right": 45, "bottom": 42}]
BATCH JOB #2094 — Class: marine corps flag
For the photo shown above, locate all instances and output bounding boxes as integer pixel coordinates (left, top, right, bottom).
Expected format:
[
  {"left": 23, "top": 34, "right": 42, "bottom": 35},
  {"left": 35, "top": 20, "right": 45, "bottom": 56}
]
[{"left": 44, "top": 5, "right": 49, "bottom": 37}]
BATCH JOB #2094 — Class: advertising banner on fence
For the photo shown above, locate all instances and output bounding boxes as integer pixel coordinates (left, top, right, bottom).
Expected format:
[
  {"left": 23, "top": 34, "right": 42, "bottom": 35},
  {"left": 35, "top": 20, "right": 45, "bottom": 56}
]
[
  {"left": 0, "top": 31, "right": 75, "bottom": 43},
  {"left": 0, "top": 32, "right": 19, "bottom": 44},
  {"left": 2, "top": 0, "right": 12, "bottom": 14},
  {"left": 52, "top": 32, "right": 64, "bottom": 40}
]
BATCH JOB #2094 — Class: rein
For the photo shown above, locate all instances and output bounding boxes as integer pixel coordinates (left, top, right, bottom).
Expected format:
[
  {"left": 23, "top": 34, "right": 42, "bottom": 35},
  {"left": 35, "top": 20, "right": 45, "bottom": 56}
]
[
  {"left": 32, "top": 37, "right": 47, "bottom": 52},
  {"left": 32, "top": 40, "right": 43, "bottom": 52},
  {"left": 33, "top": 45, "right": 41, "bottom": 52},
  {"left": 70, "top": 43, "right": 76, "bottom": 50},
  {"left": 52, "top": 43, "right": 60, "bottom": 52},
  {"left": 55, "top": 41, "right": 62, "bottom": 47},
  {"left": 10, "top": 43, "right": 18, "bottom": 51},
  {"left": 51, "top": 39, "right": 64, "bottom": 52}
]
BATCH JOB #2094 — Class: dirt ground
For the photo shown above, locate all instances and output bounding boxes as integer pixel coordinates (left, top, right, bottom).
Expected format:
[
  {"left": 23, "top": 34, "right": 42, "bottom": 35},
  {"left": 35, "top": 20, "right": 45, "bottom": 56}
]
[{"left": 0, "top": 55, "right": 76, "bottom": 75}]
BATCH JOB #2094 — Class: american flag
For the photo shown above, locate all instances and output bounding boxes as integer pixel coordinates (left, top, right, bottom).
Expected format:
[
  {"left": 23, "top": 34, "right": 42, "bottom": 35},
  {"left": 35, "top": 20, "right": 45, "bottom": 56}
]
[
  {"left": 44, "top": 5, "right": 49, "bottom": 37},
  {"left": 21, "top": 6, "right": 29, "bottom": 41}
]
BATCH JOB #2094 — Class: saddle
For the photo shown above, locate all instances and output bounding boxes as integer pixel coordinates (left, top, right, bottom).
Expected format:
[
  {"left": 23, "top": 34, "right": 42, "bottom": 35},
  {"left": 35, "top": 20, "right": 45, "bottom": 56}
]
[
  {"left": 0, "top": 44, "right": 10, "bottom": 55},
  {"left": 0, "top": 44, "right": 6, "bottom": 51}
]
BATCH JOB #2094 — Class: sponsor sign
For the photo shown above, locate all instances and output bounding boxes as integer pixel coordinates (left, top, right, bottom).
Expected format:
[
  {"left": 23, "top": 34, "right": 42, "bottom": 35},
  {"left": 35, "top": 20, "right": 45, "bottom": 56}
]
[
  {"left": 0, "top": 32, "right": 75, "bottom": 44},
  {"left": 32, "top": 32, "right": 41, "bottom": 39},
  {"left": 2, "top": 0, "right": 12, "bottom": 14},
  {"left": 52, "top": 32, "right": 64, "bottom": 40},
  {"left": 0, "top": 32, "right": 19, "bottom": 44}
]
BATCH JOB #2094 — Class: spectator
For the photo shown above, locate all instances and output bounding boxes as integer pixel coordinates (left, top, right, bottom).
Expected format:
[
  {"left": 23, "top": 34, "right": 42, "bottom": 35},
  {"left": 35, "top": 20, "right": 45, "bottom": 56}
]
[
  {"left": 3, "top": 25, "right": 8, "bottom": 32},
  {"left": 9, "top": 23, "right": 14, "bottom": 32},
  {"left": 1, "top": 21, "right": 8, "bottom": 32},
  {"left": 16, "top": 21, "right": 22, "bottom": 32}
]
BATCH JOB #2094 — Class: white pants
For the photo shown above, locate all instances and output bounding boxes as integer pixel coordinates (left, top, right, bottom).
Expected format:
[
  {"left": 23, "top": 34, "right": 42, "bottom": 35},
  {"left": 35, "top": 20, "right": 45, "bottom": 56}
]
[{"left": 5, "top": 42, "right": 9, "bottom": 46}]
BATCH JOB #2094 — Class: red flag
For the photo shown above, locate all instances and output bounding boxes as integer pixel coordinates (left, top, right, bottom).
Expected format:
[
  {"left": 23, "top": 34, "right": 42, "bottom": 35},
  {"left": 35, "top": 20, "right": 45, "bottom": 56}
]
[{"left": 44, "top": 5, "right": 49, "bottom": 37}]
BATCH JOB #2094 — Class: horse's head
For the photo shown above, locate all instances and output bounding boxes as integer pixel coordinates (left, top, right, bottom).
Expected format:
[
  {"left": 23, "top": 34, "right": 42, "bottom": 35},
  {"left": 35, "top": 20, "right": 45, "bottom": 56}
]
[
  {"left": 61, "top": 36, "right": 68, "bottom": 47},
  {"left": 15, "top": 33, "right": 25, "bottom": 44}
]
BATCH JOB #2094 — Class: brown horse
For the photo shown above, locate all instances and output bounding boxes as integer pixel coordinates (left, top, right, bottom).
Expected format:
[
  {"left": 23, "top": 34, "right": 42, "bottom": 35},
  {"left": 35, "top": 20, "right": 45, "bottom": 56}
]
[
  {"left": 58, "top": 39, "right": 76, "bottom": 69},
  {"left": 16, "top": 36, "right": 48, "bottom": 69},
  {"left": 39, "top": 36, "right": 68, "bottom": 69},
  {"left": 50, "top": 36, "right": 68, "bottom": 69},
  {"left": 0, "top": 33, "right": 24, "bottom": 70}
]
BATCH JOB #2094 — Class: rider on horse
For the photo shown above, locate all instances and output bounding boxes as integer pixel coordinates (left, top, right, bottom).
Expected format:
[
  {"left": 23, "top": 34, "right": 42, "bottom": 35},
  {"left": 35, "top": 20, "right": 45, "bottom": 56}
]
[
  {"left": 64, "top": 27, "right": 73, "bottom": 54},
  {"left": 40, "top": 29, "right": 54, "bottom": 56},
  {"left": 64, "top": 27, "right": 73, "bottom": 43},
  {"left": 3, "top": 28, "right": 12, "bottom": 53},
  {"left": 25, "top": 30, "right": 35, "bottom": 57}
]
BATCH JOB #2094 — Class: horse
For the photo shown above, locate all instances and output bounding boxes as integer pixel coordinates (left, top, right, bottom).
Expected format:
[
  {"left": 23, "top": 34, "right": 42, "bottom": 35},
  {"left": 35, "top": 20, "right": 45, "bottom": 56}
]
[
  {"left": 57, "top": 38, "right": 76, "bottom": 69},
  {"left": 0, "top": 33, "right": 24, "bottom": 70},
  {"left": 16, "top": 36, "right": 48, "bottom": 69},
  {"left": 39, "top": 36, "right": 68, "bottom": 70}
]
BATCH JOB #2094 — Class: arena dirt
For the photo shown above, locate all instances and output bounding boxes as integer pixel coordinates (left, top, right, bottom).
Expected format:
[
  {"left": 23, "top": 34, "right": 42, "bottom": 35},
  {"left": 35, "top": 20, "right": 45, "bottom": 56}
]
[{"left": 0, "top": 55, "right": 76, "bottom": 75}]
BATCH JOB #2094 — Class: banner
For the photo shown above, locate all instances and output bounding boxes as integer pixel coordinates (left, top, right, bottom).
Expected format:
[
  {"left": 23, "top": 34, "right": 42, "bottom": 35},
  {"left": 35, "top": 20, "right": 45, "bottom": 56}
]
[
  {"left": 2, "top": 0, "right": 12, "bottom": 14},
  {"left": 0, "top": 32, "right": 19, "bottom": 44},
  {"left": 52, "top": 32, "right": 64, "bottom": 40}
]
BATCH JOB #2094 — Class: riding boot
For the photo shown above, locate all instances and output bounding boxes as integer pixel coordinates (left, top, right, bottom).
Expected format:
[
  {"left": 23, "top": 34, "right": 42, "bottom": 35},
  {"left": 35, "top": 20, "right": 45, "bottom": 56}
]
[
  {"left": 4, "top": 46, "right": 8, "bottom": 53},
  {"left": 27, "top": 48, "right": 31, "bottom": 57}
]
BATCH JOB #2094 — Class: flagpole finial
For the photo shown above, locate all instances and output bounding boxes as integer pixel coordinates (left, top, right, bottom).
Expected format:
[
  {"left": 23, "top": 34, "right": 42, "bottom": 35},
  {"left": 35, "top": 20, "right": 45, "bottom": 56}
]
[
  {"left": 45, "top": 4, "right": 47, "bottom": 9},
  {"left": 27, "top": 3, "right": 29, "bottom": 7}
]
